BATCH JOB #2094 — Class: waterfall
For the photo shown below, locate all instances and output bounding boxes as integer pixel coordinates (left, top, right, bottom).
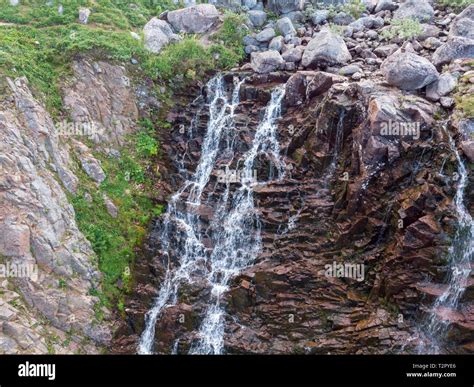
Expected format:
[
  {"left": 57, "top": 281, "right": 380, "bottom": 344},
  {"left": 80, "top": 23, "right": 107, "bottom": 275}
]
[
  {"left": 417, "top": 133, "right": 473, "bottom": 354},
  {"left": 138, "top": 75, "right": 286, "bottom": 354}
]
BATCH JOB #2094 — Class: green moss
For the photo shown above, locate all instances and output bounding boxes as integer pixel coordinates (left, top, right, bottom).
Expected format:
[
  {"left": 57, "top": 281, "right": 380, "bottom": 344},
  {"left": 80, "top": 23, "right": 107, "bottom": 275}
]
[{"left": 455, "top": 93, "right": 474, "bottom": 118}]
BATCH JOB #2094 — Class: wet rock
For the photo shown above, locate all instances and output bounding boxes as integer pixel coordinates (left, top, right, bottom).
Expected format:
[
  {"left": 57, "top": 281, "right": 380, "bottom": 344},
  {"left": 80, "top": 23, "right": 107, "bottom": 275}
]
[
  {"left": 306, "top": 71, "right": 345, "bottom": 98},
  {"left": 143, "top": 18, "right": 180, "bottom": 54},
  {"left": 250, "top": 50, "right": 285, "bottom": 73},
  {"left": 285, "top": 72, "right": 307, "bottom": 106},
  {"left": 248, "top": 10, "right": 267, "bottom": 27},
  {"left": 301, "top": 29, "right": 352, "bottom": 68},
  {"left": 167, "top": 4, "right": 219, "bottom": 34},
  {"left": 393, "top": 0, "right": 434, "bottom": 22},
  {"left": 381, "top": 46, "right": 439, "bottom": 90}
]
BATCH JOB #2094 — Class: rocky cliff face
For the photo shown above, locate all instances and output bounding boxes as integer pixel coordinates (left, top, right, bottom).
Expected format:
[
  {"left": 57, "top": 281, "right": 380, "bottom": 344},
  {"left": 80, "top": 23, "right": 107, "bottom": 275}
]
[
  {"left": 0, "top": 58, "right": 140, "bottom": 353},
  {"left": 115, "top": 66, "right": 472, "bottom": 354}
]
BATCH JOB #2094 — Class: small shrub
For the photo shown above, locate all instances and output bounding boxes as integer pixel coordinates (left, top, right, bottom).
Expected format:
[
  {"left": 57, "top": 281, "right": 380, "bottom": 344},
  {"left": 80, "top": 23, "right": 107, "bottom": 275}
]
[
  {"left": 381, "top": 18, "right": 423, "bottom": 40},
  {"left": 341, "top": 0, "right": 366, "bottom": 19},
  {"left": 136, "top": 131, "right": 159, "bottom": 157}
]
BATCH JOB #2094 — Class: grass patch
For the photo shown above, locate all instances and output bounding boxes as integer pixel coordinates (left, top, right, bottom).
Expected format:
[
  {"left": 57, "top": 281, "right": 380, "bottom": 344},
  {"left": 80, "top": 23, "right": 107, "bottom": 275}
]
[
  {"left": 71, "top": 121, "right": 164, "bottom": 311},
  {"left": 381, "top": 18, "right": 423, "bottom": 41}
]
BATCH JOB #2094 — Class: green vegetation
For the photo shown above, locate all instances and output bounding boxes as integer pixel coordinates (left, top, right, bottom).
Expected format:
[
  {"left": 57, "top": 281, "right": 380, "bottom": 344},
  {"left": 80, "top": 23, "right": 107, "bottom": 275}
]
[
  {"left": 328, "top": 23, "right": 346, "bottom": 36},
  {"left": 381, "top": 18, "right": 423, "bottom": 41},
  {"left": 455, "top": 93, "right": 474, "bottom": 118},
  {"left": 341, "top": 0, "right": 366, "bottom": 19},
  {"left": 437, "top": 0, "right": 474, "bottom": 10},
  {"left": 0, "top": 1, "right": 245, "bottom": 113},
  {"left": 71, "top": 121, "right": 164, "bottom": 312}
]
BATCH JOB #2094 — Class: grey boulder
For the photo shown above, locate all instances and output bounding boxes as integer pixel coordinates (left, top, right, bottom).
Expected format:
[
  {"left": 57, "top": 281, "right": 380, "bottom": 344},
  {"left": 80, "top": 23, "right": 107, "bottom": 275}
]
[
  {"left": 301, "top": 29, "right": 352, "bottom": 67},
  {"left": 251, "top": 50, "right": 285, "bottom": 73},
  {"left": 393, "top": 0, "right": 434, "bottom": 22},
  {"left": 143, "top": 18, "right": 180, "bottom": 53},
  {"left": 381, "top": 46, "right": 439, "bottom": 90},
  {"left": 167, "top": 4, "right": 219, "bottom": 34}
]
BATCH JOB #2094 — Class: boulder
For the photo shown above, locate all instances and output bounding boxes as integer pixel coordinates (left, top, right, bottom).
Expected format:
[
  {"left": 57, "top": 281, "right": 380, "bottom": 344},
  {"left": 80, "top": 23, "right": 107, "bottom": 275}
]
[
  {"left": 425, "top": 73, "right": 457, "bottom": 101},
  {"left": 393, "top": 0, "right": 434, "bottom": 22},
  {"left": 143, "top": 18, "right": 180, "bottom": 54},
  {"left": 374, "top": 44, "right": 399, "bottom": 57},
  {"left": 449, "top": 4, "right": 474, "bottom": 39},
  {"left": 375, "top": 0, "right": 398, "bottom": 12},
  {"left": 282, "top": 46, "right": 304, "bottom": 62},
  {"left": 167, "top": 4, "right": 219, "bottom": 34},
  {"left": 256, "top": 27, "right": 276, "bottom": 42},
  {"left": 269, "top": 36, "right": 285, "bottom": 51},
  {"left": 285, "top": 72, "right": 307, "bottom": 106},
  {"left": 312, "top": 10, "right": 330, "bottom": 25},
  {"left": 248, "top": 10, "right": 267, "bottom": 27},
  {"left": 276, "top": 17, "right": 296, "bottom": 37},
  {"left": 333, "top": 12, "right": 355, "bottom": 26},
  {"left": 301, "top": 29, "right": 352, "bottom": 67},
  {"left": 381, "top": 46, "right": 439, "bottom": 90},
  {"left": 250, "top": 50, "right": 285, "bottom": 73},
  {"left": 432, "top": 36, "right": 474, "bottom": 67},
  {"left": 267, "top": 0, "right": 304, "bottom": 15},
  {"left": 362, "top": 0, "right": 378, "bottom": 13},
  {"left": 461, "top": 140, "right": 474, "bottom": 162}
]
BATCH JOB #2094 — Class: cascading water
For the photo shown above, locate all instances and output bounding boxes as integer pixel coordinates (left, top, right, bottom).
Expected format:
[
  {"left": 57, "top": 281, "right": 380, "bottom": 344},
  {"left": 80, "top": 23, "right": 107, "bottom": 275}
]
[
  {"left": 138, "top": 75, "right": 287, "bottom": 355},
  {"left": 417, "top": 132, "right": 473, "bottom": 354}
]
